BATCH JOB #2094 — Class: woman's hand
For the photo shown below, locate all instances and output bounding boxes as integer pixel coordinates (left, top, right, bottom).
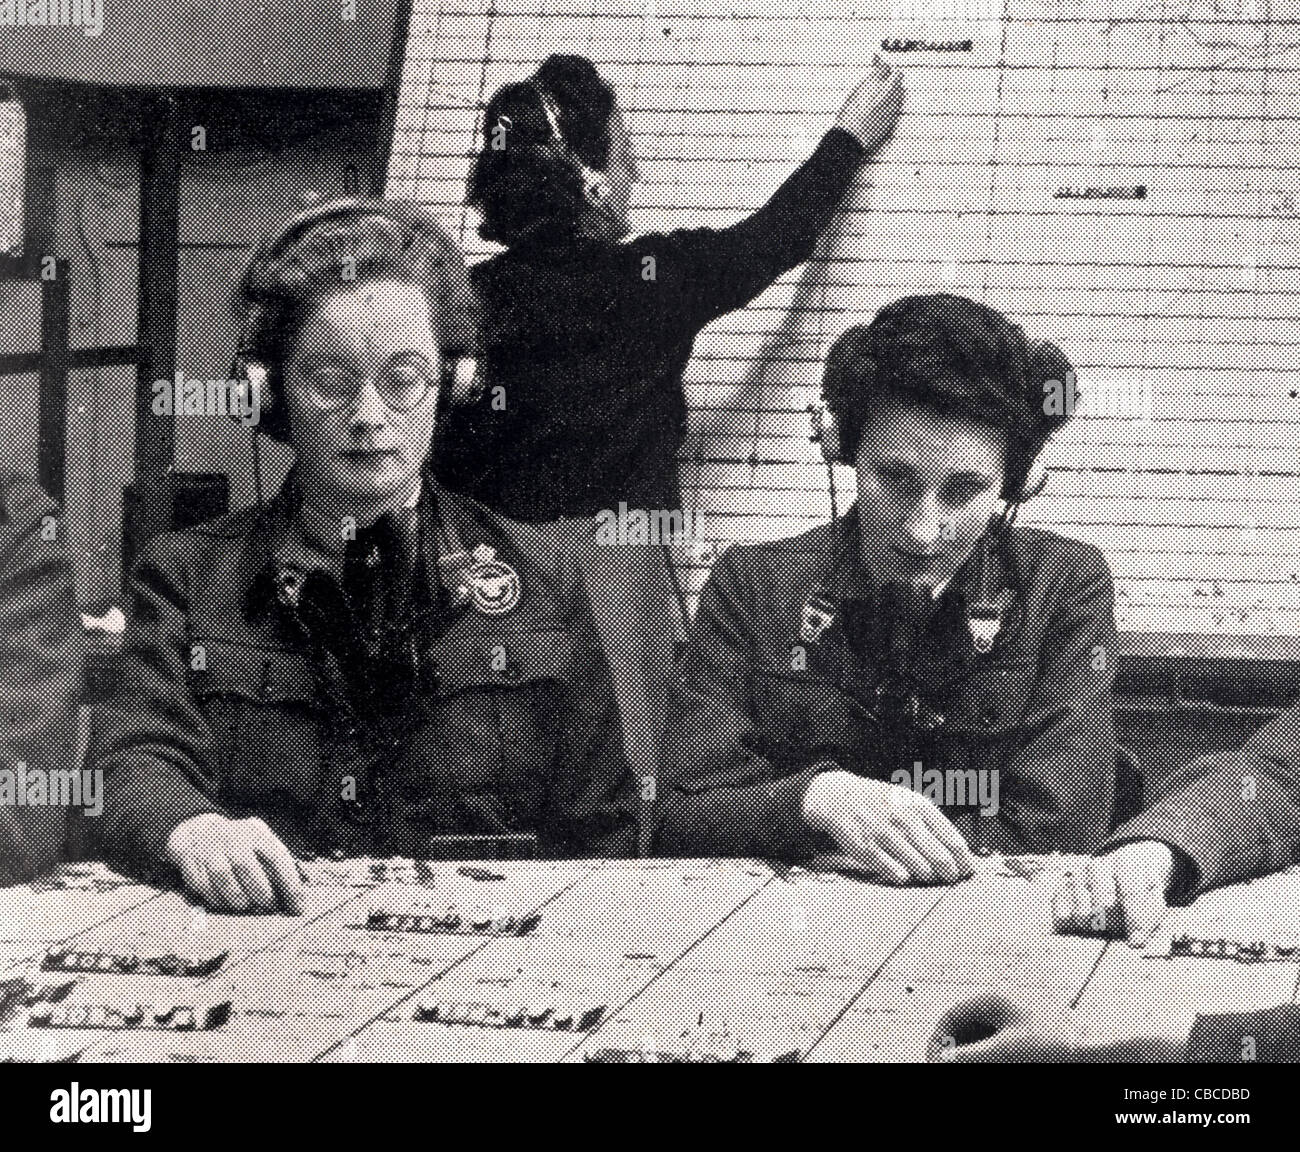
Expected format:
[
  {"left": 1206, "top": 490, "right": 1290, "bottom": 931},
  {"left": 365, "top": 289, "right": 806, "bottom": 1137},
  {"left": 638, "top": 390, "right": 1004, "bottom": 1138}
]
[
  {"left": 928, "top": 993, "right": 1186, "bottom": 1063},
  {"left": 166, "top": 813, "right": 306, "bottom": 915},
  {"left": 836, "top": 55, "right": 905, "bottom": 154},
  {"left": 801, "top": 769, "right": 975, "bottom": 884},
  {"left": 1053, "top": 841, "right": 1175, "bottom": 945}
]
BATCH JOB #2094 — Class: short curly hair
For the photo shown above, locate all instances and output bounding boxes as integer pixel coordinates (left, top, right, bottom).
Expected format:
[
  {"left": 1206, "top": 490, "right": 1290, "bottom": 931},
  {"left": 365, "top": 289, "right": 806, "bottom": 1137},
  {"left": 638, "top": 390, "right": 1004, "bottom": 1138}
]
[
  {"left": 467, "top": 54, "right": 619, "bottom": 247},
  {"left": 822, "top": 294, "right": 1078, "bottom": 500},
  {"left": 234, "top": 198, "right": 479, "bottom": 441}
]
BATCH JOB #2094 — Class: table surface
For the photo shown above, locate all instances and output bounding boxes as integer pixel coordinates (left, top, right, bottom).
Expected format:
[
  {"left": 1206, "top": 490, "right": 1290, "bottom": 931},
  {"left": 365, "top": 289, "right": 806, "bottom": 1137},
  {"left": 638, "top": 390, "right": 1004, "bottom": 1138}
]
[{"left": 3, "top": 857, "right": 1299, "bottom": 1063}]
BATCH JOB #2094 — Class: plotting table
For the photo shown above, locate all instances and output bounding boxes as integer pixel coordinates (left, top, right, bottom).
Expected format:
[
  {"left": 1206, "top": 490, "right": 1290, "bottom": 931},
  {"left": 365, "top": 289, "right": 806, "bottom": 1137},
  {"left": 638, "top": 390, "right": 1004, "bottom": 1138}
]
[{"left": 3, "top": 858, "right": 1299, "bottom": 1063}]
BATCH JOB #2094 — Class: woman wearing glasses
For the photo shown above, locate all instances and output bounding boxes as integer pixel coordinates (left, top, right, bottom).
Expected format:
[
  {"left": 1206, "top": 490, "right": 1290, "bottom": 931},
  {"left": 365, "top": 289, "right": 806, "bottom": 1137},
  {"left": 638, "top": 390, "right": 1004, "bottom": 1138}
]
[{"left": 92, "top": 200, "right": 635, "bottom": 913}]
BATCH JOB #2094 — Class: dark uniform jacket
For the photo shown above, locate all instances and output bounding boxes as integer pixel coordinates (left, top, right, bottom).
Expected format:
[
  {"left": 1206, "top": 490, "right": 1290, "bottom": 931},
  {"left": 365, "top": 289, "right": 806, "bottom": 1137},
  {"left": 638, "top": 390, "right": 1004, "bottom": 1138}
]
[
  {"left": 93, "top": 478, "right": 635, "bottom": 873},
  {"left": 0, "top": 475, "right": 84, "bottom": 883},
  {"left": 1103, "top": 703, "right": 1300, "bottom": 903},
  {"left": 656, "top": 507, "right": 1118, "bottom": 858}
]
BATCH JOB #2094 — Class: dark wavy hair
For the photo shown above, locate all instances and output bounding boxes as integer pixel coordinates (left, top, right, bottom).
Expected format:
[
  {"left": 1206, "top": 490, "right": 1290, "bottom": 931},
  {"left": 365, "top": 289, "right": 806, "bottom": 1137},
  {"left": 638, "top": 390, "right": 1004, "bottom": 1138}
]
[
  {"left": 234, "top": 199, "right": 478, "bottom": 441},
  {"left": 467, "top": 54, "right": 619, "bottom": 246},
  {"left": 822, "top": 294, "right": 1079, "bottom": 501}
]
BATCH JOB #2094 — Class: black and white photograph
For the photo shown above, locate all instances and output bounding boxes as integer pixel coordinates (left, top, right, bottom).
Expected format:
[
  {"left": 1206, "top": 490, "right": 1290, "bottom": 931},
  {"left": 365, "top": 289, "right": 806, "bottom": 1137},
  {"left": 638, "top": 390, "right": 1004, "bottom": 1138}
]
[{"left": 0, "top": 0, "right": 1297, "bottom": 1119}]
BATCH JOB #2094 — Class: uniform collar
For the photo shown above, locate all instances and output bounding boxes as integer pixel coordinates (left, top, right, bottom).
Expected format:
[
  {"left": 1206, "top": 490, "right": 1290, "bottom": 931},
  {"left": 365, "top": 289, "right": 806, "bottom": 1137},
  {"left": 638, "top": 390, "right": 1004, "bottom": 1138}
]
[
  {"left": 264, "top": 473, "right": 426, "bottom": 572},
  {"left": 293, "top": 481, "right": 424, "bottom": 559},
  {"left": 248, "top": 472, "right": 479, "bottom": 621},
  {"left": 819, "top": 504, "right": 1021, "bottom": 672},
  {"left": 823, "top": 505, "right": 875, "bottom": 602}
]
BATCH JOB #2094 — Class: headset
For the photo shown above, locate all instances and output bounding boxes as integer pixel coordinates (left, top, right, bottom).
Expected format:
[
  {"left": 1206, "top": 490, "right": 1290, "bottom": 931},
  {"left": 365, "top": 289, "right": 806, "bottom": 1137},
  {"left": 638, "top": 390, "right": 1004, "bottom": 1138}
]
[
  {"left": 808, "top": 360, "right": 1053, "bottom": 658},
  {"left": 528, "top": 83, "right": 618, "bottom": 218},
  {"left": 231, "top": 197, "right": 481, "bottom": 443},
  {"left": 812, "top": 391, "right": 1051, "bottom": 507},
  {"left": 816, "top": 366, "right": 1060, "bottom": 512}
]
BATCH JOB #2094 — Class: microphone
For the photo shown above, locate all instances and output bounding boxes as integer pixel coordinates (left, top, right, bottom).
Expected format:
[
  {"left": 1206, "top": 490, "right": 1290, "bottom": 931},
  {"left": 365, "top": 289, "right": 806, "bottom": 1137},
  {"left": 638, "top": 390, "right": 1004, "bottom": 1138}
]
[
  {"left": 869, "top": 580, "right": 947, "bottom": 731},
  {"left": 878, "top": 580, "right": 939, "bottom": 673}
]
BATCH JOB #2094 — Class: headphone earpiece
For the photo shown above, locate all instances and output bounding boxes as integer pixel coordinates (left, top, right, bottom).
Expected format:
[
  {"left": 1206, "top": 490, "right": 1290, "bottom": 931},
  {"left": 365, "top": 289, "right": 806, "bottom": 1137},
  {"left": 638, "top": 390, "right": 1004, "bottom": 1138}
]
[
  {"left": 809, "top": 402, "right": 843, "bottom": 465},
  {"left": 230, "top": 354, "right": 291, "bottom": 441},
  {"left": 242, "top": 360, "right": 271, "bottom": 415},
  {"left": 233, "top": 197, "right": 477, "bottom": 445},
  {"left": 532, "top": 82, "right": 620, "bottom": 223},
  {"left": 442, "top": 355, "right": 482, "bottom": 407}
]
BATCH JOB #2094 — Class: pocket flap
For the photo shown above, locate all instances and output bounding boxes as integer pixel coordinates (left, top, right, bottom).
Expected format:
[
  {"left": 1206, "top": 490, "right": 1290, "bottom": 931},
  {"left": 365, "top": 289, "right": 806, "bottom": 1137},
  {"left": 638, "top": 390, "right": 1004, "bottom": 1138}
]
[
  {"left": 188, "top": 639, "right": 316, "bottom": 705},
  {"left": 429, "top": 629, "right": 576, "bottom": 695},
  {"left": 940, "top": 662, "right": 1063, "bottom": 736}
]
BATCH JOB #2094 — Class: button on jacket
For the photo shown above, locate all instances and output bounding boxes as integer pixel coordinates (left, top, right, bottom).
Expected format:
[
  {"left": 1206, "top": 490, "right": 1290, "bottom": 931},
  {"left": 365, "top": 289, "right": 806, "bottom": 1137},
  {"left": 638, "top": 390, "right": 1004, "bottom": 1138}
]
[
  {"left": 92, "top": 480, "right": 636, "bottom": 872},
  {"left": 0, "top": 476, "right": 84, "bottom": 883},
  {"left": 656, "top": 507, "right": 1119, "bottom": 859}
]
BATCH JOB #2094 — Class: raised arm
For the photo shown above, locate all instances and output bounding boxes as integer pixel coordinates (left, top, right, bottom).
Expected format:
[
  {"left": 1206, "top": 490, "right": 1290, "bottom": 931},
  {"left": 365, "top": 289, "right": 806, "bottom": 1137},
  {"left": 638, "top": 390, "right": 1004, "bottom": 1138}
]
[{"left": 650, "top": 58, "right": 904, "bottom": 331}]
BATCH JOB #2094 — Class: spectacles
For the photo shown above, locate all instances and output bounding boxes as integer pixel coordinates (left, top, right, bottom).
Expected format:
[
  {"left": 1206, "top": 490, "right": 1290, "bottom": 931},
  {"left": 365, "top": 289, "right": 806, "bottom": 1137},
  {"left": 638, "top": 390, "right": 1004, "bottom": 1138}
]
[{"left": 295, "top": 356, "right": 436, "bottom": 414}]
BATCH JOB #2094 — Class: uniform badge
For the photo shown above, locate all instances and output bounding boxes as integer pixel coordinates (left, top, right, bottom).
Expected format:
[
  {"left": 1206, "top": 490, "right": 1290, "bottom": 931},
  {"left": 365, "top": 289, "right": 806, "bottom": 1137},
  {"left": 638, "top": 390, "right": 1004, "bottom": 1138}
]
[
  {"left": 465, "top": 544, "right": 521, "bottom": 616},
  {"left": 274, "top": 567, "right": 306, "bottom": 609},
  {"left": 966, "top": 591, "right": 1014, "bottom": 655},
  {"left": 800, "top": 590, "right": 837, "bottom": 644},
  {"left": 966, "top": 607, "right": 1000, "bottom": 655}
]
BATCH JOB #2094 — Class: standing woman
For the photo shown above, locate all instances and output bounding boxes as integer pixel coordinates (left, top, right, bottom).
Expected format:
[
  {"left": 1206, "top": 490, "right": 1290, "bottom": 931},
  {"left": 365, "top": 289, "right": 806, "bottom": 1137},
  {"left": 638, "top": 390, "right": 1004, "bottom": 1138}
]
[{"left": 437, "top": 53, "right": 905, "bottom": 817}]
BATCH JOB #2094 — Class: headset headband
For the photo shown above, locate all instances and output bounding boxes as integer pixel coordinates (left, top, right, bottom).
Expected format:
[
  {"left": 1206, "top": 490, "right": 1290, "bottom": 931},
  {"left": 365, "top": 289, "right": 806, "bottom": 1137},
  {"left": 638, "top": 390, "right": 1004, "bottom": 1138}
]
[
  {"left": 532, "top": 84, "right": 567, "bottom": 149},
  {"left": 241, "top": 197, "right": 472, "bottom": 348},
  {"left": 233, "top": 198, "right": 479, "bottom": 442},
  {"left": 257, "top": 198, "right": 412, "bottom": 262},
  {"left": 528, "top": 80, "right": 603, "bottom": 195}
]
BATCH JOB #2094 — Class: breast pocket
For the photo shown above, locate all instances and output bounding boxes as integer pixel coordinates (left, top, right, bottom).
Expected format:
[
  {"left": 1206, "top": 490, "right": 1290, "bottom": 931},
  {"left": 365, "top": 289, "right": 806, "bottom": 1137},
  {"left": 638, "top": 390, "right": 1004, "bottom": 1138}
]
[
  {"left": 406, "top": 629, "right": 578, "bottom": 826},
  {"left": 929, "top": 660, "right": 1064, "bottom": 773},
  {"left": 188, "top": 640, "right": 321, "bottom": 809},
  {"left": 751, "top": 668, "right": 867, "bottom": 769}
]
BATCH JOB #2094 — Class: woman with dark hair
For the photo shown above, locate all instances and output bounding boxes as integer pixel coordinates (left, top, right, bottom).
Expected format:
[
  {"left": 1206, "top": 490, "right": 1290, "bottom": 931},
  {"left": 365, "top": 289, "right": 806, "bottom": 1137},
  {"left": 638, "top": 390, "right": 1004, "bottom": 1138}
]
[
  {"left": 656, "top": 294, "right": 1119, "bottom": 877},
  {"left": 441, "top": 52, "right": 901, "bottom": 515},
  {"left": 437, "top": 53, "right": 905, "bottom": 814},
  {"left": 92, "top": 200, "right": 635, "bottom": 913}
]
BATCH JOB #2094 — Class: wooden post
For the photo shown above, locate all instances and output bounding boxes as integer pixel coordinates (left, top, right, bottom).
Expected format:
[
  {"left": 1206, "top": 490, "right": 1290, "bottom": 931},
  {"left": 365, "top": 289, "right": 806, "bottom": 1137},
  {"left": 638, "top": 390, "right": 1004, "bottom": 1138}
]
[
  {"left": 131, "top": 93, "right": 182, "bottom": 546},
  {"left": 20, "top": 104, "right": 67, "bottom": 504},
  {"left": 38, "top": 259, "right": 69, "bottom": 505},
  {"left": 369, "top": 0, "right": 415, "bottom": 196}
]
